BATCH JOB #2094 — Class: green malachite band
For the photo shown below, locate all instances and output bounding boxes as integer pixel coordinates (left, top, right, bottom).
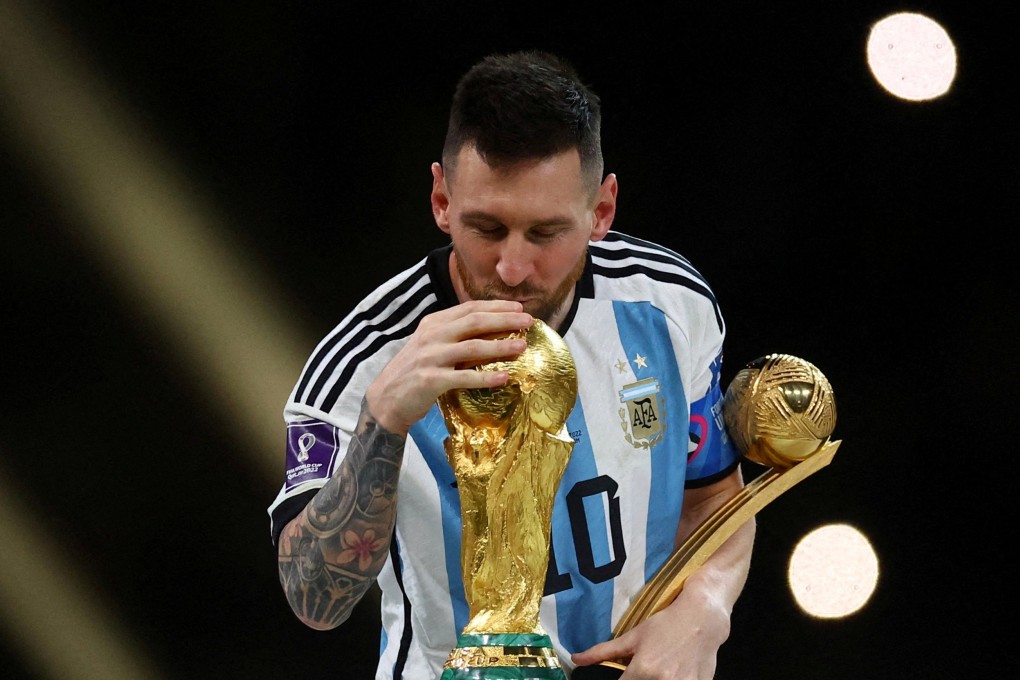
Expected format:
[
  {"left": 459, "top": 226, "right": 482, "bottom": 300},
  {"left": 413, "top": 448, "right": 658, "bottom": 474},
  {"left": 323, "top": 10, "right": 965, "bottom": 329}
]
[
  {"left": 440, "top": 633, "right": 567, "bottom": 680},
  {"left": 456, "top": 634, "right": 555, "bottom": 648},
  {"left": 440, "top": 668, "right": 567, "bottom": 679}
]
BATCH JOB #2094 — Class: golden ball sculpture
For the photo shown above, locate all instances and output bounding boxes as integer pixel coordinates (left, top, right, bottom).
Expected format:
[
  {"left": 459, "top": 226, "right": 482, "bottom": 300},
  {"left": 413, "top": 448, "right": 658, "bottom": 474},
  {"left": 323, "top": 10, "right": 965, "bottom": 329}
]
[{"left": 723, "top": 353, "right": 837, "bottom": 470}]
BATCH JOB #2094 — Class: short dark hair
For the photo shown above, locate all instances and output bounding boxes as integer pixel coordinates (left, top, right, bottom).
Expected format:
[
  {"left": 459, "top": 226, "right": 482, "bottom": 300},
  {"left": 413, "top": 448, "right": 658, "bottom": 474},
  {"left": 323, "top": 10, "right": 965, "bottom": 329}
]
[{"left": 442, "top": 50, "right": 603, "bottom": 192}]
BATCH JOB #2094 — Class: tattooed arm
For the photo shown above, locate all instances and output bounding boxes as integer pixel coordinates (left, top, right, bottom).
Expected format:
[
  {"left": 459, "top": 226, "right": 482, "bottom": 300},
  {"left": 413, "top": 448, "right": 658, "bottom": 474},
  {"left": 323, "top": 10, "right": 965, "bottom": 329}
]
[
  {"left": 277, "top": 300, "right": 533, "bottom": 630},
  {"left": 276, "top": 399, "right": 405, "bottom": 630}
]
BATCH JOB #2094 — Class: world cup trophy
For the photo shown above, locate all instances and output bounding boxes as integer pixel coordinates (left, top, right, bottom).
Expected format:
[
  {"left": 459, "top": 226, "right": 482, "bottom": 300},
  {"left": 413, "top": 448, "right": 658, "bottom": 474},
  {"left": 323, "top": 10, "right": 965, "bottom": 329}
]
[
  {"left": 574, "top": 353, "right": 841, "bottom": 678},
  {"left": 437, "top": 319, "right": 578, "bottom": 680}
]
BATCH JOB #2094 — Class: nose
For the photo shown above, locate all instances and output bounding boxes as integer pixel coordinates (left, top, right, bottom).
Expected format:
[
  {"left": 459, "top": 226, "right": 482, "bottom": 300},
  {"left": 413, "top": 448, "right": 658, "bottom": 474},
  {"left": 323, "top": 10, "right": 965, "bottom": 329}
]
[{"left": 495, "top": 236, "right": 535, "bottom": 288}]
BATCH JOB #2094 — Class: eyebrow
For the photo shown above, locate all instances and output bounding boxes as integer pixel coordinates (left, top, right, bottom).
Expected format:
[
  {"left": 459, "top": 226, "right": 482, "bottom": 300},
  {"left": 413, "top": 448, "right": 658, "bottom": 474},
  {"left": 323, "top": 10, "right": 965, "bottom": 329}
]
[{"left": 460, "top": 210, "right": 574, "bottom": 229}]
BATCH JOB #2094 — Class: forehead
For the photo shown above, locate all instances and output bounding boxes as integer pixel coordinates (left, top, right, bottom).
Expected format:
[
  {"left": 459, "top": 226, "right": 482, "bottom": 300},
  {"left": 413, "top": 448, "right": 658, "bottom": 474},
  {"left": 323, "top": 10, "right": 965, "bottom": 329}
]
[{"left": 449, "top": 146, "right": 588, "bottom": 207}]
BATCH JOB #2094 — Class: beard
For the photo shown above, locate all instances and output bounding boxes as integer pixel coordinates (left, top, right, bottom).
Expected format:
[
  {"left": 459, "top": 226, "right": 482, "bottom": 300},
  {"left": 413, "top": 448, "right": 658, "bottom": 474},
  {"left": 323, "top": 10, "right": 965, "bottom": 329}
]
[{"left": 454, "top": 247, "right": 588, "bottom": 324}]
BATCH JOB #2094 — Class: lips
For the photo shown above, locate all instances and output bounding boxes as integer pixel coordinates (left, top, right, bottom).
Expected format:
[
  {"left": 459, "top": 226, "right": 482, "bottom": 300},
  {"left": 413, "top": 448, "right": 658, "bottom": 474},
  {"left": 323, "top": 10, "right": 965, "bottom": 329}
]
[{"left": 486, "top": 295, "right": 533, "bottom": 305}]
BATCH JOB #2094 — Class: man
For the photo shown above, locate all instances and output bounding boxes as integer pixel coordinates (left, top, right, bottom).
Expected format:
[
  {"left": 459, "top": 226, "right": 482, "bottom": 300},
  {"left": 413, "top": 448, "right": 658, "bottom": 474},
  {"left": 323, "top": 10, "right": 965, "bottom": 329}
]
[{"left": 269, "top": 50, "right": 755, "bottom": 679}]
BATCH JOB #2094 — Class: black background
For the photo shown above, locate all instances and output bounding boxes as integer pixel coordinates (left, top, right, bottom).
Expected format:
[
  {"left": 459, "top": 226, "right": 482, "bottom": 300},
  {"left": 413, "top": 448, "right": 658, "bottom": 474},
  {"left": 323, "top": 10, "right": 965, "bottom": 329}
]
[{"left": 2, "top": 1, "right": 1017, "bottom": 678}]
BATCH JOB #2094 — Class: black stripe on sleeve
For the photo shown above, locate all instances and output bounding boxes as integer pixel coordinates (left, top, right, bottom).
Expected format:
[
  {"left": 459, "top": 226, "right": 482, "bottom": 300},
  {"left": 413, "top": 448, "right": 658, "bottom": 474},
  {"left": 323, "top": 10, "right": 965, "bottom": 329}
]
[
  {"left": 591, "top": 262, "right": 724, "bottom": 334},
  {"left": 601, "top": 231, "right": 694, "bottom": 267},
  {"left": 294, "top": 260, "right": 431, "bottom": 405},
  {"left": 595, "top": 239, "right": 705, "bottom": 284},
  {"left": 316, "top": 298, "right": 443, "bottom": 412},
  {"left": 601, "top": 230, "right": 694, "bottom": 262},
  {"left": 269, "top": 487, "right": 319, "bottom": 547},
  {"left": 303, "top": 287, "right": 439, "bottom": 410},
  {"left": 389, "top": 532, "right": 413, "bottom": 679}
]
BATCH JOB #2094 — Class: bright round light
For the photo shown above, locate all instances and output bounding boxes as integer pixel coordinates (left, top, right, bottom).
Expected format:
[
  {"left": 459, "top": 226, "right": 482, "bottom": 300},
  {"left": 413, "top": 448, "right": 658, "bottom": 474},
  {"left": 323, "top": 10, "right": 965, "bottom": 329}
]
[
  {"left": 787, "top": 523, "right": 879, "bottom": 618},
  {"left": 866, "top": 12, "right": 957, "bottom": 101}
]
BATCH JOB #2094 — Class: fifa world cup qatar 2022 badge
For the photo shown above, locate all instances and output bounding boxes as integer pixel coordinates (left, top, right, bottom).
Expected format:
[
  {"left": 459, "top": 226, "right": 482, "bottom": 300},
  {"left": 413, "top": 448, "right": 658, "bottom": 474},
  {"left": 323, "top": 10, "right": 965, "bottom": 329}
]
[
  {"left": 284, "top": 420, "right": 341, "bottom": 489},
  {"left": 574, "top": 353, "right": 842, "bottom": 679},
  {"left": 437, "top": 319, "right": 578, "bottom": 680}
]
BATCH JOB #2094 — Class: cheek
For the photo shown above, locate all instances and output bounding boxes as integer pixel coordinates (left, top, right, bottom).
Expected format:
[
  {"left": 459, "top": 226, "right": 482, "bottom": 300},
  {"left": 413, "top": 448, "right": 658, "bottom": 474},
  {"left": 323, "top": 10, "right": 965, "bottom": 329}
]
[
  {"left": 538, "top": 242, "right": 584, "bottom": 280},
  {"left": 451, "top": 236, "right": 500, "bottom": 282},
  {"left": 462, "top": 246, "right": 499, "bottom": 275}
]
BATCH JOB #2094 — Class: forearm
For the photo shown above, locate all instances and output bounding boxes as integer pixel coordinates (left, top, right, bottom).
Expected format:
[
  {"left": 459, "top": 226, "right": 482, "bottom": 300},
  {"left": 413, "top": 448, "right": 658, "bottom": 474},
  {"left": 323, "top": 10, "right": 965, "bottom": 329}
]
[
  {"left": 673, "top": 516, "right": 755, "bottom": 624},
  {"left": 276, "top": 398, "right": 405, "bottom": 630},
  {"left": 670, "top": 468, "right": 756, "bottom": 639}
]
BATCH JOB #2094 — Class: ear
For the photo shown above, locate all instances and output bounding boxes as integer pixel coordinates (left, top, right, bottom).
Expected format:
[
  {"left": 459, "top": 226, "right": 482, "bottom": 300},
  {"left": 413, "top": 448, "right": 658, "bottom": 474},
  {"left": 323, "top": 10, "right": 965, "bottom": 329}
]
[
  {"left": 589, "top": 173, "right": 618, "bottom": 242},
  {"left": 431, "top": 162, "right": 452, "bottom": 234}
]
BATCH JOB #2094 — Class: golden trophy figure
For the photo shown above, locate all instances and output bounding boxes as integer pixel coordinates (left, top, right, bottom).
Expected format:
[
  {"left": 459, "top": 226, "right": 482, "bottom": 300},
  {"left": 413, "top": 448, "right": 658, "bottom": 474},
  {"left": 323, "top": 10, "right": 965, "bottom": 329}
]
[
  {"left": 438, "top": 319, "right": 578, "bottom": 680},
  {"left": 574, "top": 353, "right": 841, "bottom": 678}
]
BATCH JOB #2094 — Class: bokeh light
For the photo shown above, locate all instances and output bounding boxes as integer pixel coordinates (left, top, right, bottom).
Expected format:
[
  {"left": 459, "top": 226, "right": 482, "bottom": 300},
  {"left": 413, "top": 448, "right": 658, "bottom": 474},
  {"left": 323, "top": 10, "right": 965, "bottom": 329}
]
[
  {"left": 787, "top": 523, "right": 879, "bottom": 619},
  {"left": 867, "top": 12, "right": 957, "bottom": 101}
]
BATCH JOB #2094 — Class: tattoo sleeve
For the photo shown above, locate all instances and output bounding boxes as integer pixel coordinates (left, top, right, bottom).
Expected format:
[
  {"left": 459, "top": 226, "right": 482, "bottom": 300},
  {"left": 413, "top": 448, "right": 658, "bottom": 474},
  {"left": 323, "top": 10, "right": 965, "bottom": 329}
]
[{"left": 277, "top": 398, "right": 406, "bottom": 628}]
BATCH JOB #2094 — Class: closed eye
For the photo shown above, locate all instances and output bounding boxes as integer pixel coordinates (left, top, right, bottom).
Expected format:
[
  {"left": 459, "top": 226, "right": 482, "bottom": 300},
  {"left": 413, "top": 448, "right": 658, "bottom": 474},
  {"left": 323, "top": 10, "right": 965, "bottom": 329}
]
[
  {"left": 527, "top": 225, "right": 570, "bottom": 243},
  {"left": 469, "top": 223, "right": 507, "bottom": 240}
]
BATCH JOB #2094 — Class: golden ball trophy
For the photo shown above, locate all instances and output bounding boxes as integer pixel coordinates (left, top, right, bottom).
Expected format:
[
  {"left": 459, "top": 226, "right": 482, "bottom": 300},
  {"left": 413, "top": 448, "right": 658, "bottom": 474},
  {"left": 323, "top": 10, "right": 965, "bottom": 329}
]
[
  {"left": 438, "top": 319, "right": 578, "bottom": 679},
  {"left": 573, "top": 352, "right": 841, "bottom": 678}
]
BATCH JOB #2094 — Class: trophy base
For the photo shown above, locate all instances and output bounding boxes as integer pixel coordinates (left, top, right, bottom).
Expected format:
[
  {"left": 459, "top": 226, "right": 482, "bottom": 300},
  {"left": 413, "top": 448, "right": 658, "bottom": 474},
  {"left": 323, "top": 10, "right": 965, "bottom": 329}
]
[
  {"left": 441, "top": 633, "right": 567, "bottom": 679},
  {"left": 569, "top": 661, "right": 626, "bottom": 679}
]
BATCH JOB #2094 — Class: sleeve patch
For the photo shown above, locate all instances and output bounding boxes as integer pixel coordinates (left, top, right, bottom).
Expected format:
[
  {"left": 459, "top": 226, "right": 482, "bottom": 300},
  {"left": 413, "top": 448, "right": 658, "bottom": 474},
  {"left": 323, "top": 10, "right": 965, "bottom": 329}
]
[
  {"left": 285, "top": 419, "right": 340, "bottom": 489},
  {"left": 685, "top": 352, "right": 741, "bottom": 481}
]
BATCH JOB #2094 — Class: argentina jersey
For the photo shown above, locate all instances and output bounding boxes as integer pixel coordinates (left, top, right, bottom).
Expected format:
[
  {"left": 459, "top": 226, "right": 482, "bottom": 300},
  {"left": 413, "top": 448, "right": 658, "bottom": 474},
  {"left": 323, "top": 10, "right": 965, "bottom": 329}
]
[
  {"left": 533, "top": 233, "right": 738, "bottom": 668},
  {"left": 269, "top": 231, "right": 740, "bottom": 679}
]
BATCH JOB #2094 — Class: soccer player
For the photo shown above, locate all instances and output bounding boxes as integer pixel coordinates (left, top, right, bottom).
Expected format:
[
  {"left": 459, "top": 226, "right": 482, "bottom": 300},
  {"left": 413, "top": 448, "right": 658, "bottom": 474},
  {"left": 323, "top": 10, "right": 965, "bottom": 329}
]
[{"left": 269, "top": 49, "right": 755, "bottom": 679}]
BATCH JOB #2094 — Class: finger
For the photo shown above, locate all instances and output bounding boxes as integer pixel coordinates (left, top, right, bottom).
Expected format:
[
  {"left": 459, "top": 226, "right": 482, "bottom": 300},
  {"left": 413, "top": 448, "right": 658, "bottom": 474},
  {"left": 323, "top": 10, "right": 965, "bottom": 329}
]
[
  {"left": 451, "top": 366, "right": 512, "bottom": 390},
  {"left": 425, "top": 299, "right": 531, "bottom": 330},
  {"left": 455, "top": 299, "right": 527, "bottom": 313},
  {"left": 571, "top": 637, "right": 633, "bottom": 666},
  {"left": 425, "top": 299, "right": 525, "bottom": 327},
  {"left": 451, "top": 336, "right": 528, "bottom": 369},
  {"left": 451, "top": 310, "right": 533, "bottom": 341}
]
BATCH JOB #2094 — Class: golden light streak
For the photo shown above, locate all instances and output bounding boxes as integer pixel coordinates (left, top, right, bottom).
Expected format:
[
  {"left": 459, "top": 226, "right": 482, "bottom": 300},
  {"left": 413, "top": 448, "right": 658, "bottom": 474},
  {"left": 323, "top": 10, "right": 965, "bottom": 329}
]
[
  {"left": 0, "top": 1, "right": 323, "bottom": 677},
  {"left": 0, "top": 465, "right": 168, "bottom": 680},
  {"left": 0, "top": 0, "right": 311, "bottom": 482}
]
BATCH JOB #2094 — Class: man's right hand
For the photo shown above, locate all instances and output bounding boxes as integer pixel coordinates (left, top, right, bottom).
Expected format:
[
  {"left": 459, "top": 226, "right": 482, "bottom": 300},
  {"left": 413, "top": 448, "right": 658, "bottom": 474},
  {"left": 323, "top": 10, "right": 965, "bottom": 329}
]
[{"left": 365, "top": 300, "right": 533, "bottom": 435}]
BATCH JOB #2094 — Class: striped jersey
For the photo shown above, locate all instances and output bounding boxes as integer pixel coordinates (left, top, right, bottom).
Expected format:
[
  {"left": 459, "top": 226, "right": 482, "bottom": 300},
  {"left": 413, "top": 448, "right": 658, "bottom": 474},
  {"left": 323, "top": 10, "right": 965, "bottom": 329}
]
[{"left": 268, "top": 230, "right": 741, "bottom": 679}]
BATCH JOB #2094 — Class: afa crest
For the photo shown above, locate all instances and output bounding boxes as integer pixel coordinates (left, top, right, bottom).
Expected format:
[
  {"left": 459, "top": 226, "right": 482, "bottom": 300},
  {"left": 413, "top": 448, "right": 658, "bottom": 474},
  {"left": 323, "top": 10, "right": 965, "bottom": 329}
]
[{"left": 618, "top": 377, "right": 667, "bottom": 449}]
